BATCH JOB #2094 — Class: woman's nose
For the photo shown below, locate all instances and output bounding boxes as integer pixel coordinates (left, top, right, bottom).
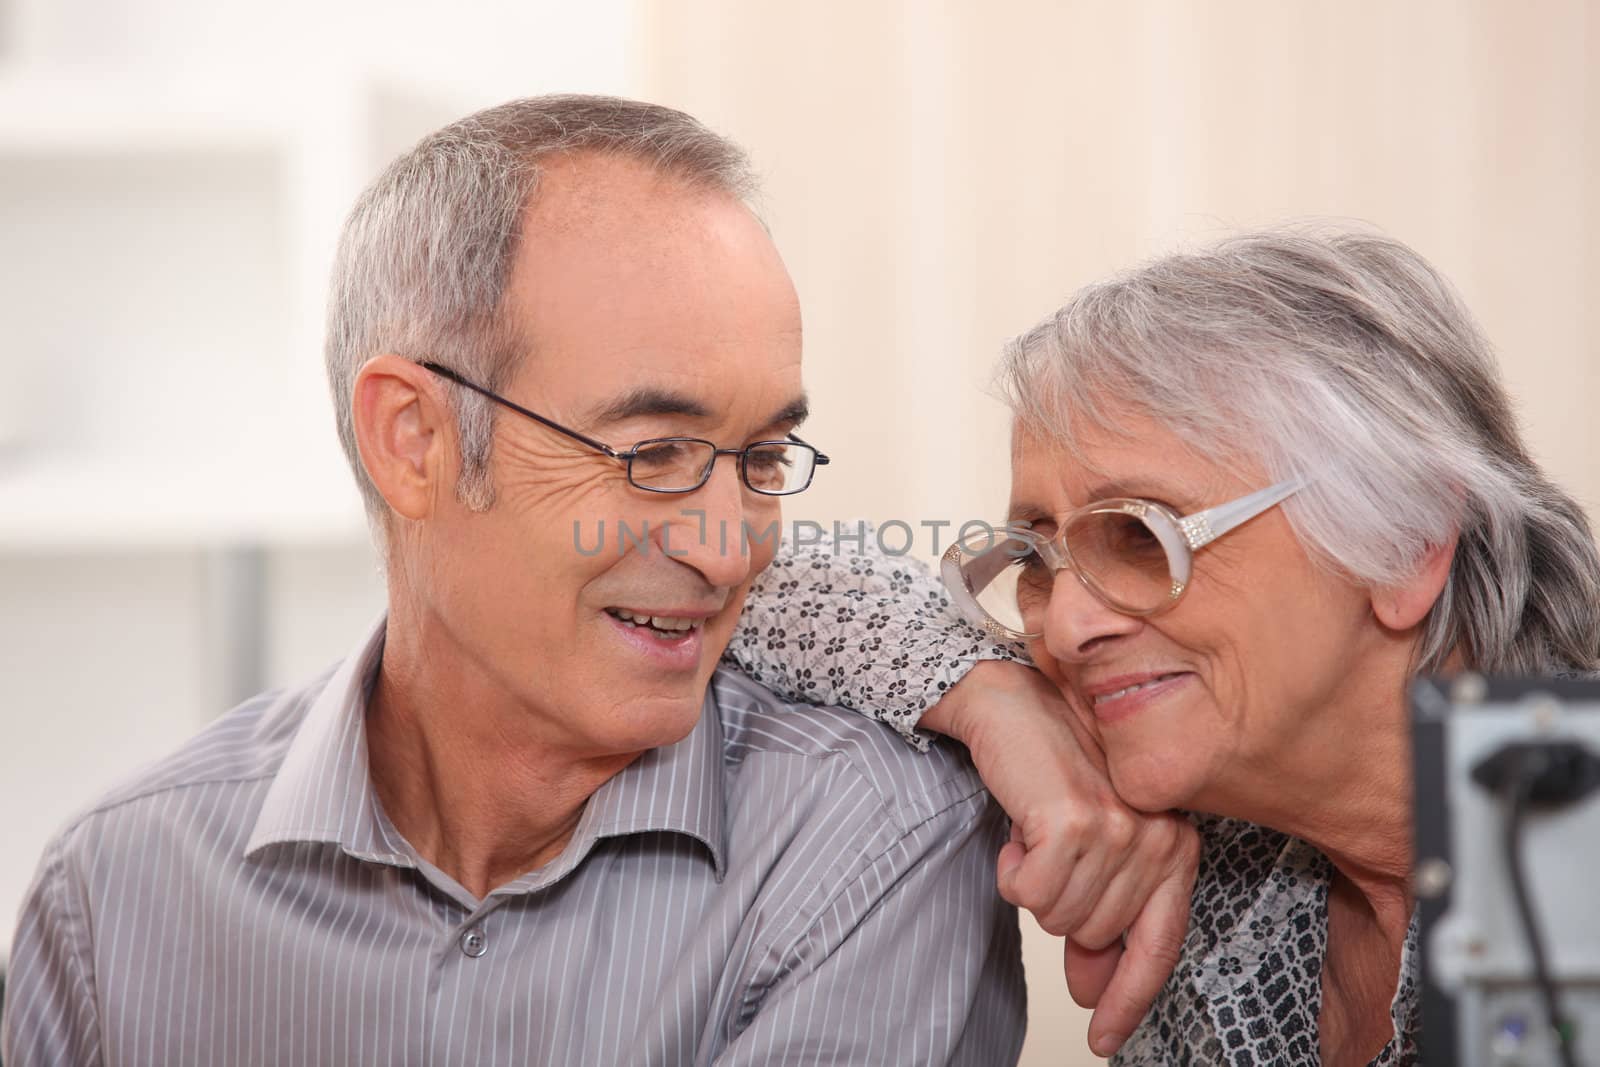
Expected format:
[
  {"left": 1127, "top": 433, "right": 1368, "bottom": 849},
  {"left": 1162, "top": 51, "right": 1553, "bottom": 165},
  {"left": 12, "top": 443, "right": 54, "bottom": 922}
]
[{"left": 1041, "top": 566, "right": 1143, "bottom": 662}]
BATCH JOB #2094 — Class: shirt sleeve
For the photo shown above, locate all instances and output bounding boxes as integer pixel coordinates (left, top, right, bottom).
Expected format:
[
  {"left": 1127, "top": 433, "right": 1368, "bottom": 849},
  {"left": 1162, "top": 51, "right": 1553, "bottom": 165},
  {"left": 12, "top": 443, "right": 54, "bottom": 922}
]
[
  {"left": 711, "top": 780, "right": 1027, "bottom": 1066},
  {"left": 2, "top": 836, "right": 103, "bottom": 1067},
  {"left": 724, "top": 521, "right": 1027, "bottom": 750}
]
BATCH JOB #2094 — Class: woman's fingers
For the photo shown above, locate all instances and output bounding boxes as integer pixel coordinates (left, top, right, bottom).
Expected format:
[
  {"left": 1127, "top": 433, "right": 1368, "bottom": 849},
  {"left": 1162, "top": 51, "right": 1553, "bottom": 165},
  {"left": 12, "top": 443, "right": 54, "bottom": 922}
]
[
  {"left": 1060, "top": 813, "right": 1190, "bottom": 948},
  {"left": 927, "top": 660, "right": 1202, "bottom": 1056},
  {"left": 995, "top": 823, "right": 1028, "bottom": 889},
  {"left": 1084, "top": 831, "right": 1200, "bottom": 1057},
  {"left": 1064, "top": 938, "right": 1121, "bottom": 1009},
  {"left": 999, "top": 827, "right": 1105, "bottom": 935}
]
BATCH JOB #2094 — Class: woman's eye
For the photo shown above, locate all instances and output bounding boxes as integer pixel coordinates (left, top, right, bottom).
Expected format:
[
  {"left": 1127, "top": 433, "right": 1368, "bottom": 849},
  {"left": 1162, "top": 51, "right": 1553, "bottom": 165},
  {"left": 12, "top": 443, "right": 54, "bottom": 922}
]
[
  {"left": 1111, "top": 517, "right": 1163, "bottom": 555},
  {"left": 1017, "top": 552, "right": 1052, "bottom": 583}
]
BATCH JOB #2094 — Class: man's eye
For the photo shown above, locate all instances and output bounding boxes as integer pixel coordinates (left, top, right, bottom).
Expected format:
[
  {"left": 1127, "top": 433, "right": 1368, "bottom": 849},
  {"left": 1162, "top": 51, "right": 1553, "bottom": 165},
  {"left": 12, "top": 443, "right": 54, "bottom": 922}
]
[
  {"left": 631, "top": 441, "right": 692, "bottom": 471},
  {"left": 743, "top": 446, "right": 792, "bottom": 474}
]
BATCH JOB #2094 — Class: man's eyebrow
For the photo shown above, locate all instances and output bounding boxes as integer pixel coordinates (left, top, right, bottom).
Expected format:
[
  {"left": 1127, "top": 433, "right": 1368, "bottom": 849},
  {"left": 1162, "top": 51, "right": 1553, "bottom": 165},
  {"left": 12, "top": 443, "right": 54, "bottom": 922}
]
[
  {"left": 589, "top": 389, "right": 811, "bottom": 434},
  {"left": 588, "top": 388, "right": 714, "bottom": 425},
  {"left": 765, "top": 396, "right": 810, "bottom": 432}
]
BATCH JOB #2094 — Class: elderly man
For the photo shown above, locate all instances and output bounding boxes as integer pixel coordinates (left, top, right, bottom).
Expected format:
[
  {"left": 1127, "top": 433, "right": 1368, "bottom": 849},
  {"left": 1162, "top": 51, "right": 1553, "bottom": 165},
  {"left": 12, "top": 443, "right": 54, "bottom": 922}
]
[{"left": 1, "top": 96, "right": 1025, "bottom": 1065}]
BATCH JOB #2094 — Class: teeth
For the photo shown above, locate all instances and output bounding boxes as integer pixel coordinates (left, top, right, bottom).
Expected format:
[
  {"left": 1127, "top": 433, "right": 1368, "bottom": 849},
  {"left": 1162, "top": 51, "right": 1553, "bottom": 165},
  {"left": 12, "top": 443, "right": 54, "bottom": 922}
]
[
  {"left": 1094, "top": 674, "right": 1178, "bottom": 705},
  {"left": 609, "top": 609, "right": 699, "bottom": 632}
]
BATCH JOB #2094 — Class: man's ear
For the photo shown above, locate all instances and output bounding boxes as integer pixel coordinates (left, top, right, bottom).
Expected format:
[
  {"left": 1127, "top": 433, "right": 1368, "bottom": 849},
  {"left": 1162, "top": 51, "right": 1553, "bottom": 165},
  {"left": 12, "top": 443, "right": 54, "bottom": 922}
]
[
  {"left": 1371, "top": 533, "right": 1458, "bottom": 632},
  {"left": 352, "top": 355, "right": 452, "bottom": 522}
]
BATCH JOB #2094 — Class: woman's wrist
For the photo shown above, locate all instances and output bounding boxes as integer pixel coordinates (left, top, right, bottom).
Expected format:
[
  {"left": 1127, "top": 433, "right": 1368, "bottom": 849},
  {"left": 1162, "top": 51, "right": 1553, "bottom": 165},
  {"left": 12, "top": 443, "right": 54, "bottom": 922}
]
[{"left": 918, "top": 659, "right": 1037, "bottom": 745}]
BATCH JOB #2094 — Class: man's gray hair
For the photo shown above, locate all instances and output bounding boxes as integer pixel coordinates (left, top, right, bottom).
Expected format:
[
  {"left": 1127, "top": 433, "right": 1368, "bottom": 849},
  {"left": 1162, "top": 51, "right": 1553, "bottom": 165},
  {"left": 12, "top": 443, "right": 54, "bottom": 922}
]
[
  {"left": 324, "top": 94, "right": 757, "bottom": 529},
  {"left": 1000, "top": 225, "right": 1600, "bottom": 674}
]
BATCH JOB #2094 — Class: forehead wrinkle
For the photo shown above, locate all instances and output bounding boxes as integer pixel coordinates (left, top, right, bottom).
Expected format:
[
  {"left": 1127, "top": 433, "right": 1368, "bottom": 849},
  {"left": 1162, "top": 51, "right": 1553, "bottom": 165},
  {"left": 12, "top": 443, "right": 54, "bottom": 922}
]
[{"left": 1011, "top": 403, "right": 1259, "bottom": 520}]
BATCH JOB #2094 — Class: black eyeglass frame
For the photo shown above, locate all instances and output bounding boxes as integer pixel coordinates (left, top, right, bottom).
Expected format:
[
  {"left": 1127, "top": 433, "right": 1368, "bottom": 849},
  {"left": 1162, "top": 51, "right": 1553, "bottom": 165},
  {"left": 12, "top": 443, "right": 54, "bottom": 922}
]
[{"left": 419, "top": 361, "right": 830, "bottom": 496}]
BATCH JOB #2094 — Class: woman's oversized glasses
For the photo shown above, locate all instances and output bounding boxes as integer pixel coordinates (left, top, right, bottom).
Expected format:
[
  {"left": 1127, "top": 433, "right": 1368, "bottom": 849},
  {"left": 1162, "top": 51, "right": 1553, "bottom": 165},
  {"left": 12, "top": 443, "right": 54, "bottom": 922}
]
[
  {"left": 940, "top": 478, "right": 1307, "bottom": 639},
  {"left": 420, "top": 362, "right": 829, "bottom": 496}
]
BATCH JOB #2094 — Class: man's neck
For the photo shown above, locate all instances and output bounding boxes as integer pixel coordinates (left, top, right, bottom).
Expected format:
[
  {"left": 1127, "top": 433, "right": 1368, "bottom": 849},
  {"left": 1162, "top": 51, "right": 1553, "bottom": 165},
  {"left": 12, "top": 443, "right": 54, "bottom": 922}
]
[{"left": 365, "top": 615, "right": 638, "bottom": 901}]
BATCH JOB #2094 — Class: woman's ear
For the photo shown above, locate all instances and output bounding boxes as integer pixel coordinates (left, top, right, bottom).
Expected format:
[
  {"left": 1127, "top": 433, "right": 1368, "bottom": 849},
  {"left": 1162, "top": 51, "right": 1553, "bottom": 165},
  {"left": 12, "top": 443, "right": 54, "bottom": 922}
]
[
  {"left": 351, "top": 355, "right": 452, "bottom": 522},
  {"left": 1371, "top": 534, "right": 1458, "bottom": 631}
]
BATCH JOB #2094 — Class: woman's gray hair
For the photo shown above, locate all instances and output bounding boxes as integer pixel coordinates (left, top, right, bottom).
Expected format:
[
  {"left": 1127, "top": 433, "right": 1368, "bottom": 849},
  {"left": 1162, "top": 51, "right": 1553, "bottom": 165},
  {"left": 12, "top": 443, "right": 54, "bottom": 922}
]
[
  {"left": 324, "top": 94, "right": 757, "bottom": 530},
  {"left": 1000, "top": 225, "right": 1600, "bottom": 674}
]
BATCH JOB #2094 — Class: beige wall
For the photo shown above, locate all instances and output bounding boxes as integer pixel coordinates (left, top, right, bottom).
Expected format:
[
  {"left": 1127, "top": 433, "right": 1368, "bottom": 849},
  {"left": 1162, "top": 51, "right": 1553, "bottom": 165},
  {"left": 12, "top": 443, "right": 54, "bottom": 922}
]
[{"left": 638, "top": 2, "right": 1600, "bottom": 1062}]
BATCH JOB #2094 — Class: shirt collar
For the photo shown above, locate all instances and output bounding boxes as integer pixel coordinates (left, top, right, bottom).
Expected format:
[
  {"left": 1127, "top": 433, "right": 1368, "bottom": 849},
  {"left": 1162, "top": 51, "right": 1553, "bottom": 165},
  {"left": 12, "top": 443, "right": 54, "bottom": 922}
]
[
  {"left": 245, "top": 616, "right": 408, "bottom": 865},
  {"left": 245, "top": 615, "right": 728, "bottom": 883}
]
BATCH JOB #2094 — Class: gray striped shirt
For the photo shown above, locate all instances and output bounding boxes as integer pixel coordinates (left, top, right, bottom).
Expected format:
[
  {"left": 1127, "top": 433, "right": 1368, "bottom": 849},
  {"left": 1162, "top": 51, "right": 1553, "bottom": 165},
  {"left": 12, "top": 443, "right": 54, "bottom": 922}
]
[{"left": 2, "top": 619, "right": 1025, "bottom": 1065}]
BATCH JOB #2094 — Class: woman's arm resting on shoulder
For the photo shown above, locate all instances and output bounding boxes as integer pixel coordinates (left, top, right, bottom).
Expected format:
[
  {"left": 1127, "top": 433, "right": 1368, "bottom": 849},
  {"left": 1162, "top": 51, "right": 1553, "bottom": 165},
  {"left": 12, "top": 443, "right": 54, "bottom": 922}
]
[
  {"left": 923, "top": 661, "right": 1199, "bottom": 1058},
  {"left": 725, "top": 523, "right": 1023, "bottom": 749},
  {"left": 728, "top": 528, "right": 1198, "bottom": 1056}
]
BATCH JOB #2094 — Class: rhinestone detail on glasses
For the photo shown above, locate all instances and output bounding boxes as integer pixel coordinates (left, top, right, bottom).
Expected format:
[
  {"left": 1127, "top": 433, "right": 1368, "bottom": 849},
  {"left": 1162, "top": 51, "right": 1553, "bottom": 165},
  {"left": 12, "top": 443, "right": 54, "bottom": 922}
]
[{"left": 1180, "top": 514, "right": 1216, "bottom": 550}]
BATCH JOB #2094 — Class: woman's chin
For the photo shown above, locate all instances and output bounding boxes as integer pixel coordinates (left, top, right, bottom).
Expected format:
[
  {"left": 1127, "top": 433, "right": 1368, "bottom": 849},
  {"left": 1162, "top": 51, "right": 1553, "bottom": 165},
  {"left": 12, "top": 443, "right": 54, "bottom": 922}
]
[{"left": 1107, "top": 750, "right": 1205, "bottom": 814}]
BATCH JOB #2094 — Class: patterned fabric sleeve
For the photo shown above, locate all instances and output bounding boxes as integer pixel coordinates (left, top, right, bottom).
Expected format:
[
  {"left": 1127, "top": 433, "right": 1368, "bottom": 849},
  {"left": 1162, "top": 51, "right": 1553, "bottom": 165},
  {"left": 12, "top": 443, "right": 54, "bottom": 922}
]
[{"left": 724, "top": 521, "right": 1027, "bottom": 750}]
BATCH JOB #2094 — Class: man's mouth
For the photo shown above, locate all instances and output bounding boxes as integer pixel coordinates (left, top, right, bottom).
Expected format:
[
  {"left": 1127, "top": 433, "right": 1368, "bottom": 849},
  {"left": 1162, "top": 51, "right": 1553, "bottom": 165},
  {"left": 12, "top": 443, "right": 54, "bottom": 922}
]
[{"left": 605, "top": 608, "right": 706, "bottom": 640}]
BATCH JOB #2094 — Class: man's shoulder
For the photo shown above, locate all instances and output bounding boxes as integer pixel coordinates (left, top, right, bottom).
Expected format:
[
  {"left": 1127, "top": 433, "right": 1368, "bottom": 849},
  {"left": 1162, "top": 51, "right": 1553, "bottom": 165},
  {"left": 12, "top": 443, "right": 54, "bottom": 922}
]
[
  {"left": 710, "top": 666, "right": 988, "bottom": 831},
  {"left": 53, "top": 667, "right": 329, "bottom": 846}
]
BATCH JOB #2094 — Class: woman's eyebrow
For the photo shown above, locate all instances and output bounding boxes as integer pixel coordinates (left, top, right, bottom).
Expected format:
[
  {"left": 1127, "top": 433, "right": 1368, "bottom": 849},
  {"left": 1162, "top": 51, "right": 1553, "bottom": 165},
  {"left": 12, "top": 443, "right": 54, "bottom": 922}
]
[
  {"left": 1078, "top": 480, "right": 1142, "bottom": 502},
  {"left": 1080, "top": 479, "right": 1192, "bottom": 507},
  {"left": 1007, "top": 501, "right": 1050, "bottom": 525},
  {"left": 1008, "top": 480, "right": 1196, "bottom": 523}
]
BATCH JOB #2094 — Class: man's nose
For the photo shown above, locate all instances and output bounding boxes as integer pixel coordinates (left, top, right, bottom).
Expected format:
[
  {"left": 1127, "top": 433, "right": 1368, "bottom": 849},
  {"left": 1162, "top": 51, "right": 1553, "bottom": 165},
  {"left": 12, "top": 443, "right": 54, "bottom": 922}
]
[
  {"left": 661, "top": 460, "right": 754, "bottom": 589},
  {"left": 1041, "top": 566, "right": 1143, "bottom": 663}
]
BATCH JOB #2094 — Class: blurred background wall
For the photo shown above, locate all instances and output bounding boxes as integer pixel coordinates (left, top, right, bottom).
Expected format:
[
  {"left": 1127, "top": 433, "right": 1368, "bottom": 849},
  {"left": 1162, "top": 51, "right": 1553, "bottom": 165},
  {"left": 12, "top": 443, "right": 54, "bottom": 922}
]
[{"left": 1, "top": 2, "right": 1595, "bottom": 1063}]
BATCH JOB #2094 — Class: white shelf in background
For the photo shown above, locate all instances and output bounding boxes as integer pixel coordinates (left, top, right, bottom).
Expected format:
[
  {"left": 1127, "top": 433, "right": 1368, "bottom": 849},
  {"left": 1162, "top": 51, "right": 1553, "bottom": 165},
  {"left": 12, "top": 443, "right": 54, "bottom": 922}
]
[
  {"left": 0, "top": 441, "right": 369, "bottom": 550},
  {"left": 0, "top": 75, "right": 297, "bottom": 154},
  {"left": 0, "top": 72, "right": 473, "bottom": 552}
]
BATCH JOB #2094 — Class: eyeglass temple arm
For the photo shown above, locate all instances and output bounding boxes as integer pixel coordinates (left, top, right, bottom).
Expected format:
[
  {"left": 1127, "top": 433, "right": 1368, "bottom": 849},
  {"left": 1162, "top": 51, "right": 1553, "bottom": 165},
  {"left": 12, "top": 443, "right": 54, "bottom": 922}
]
[
  {"left": 1179, "top": 476, "right": 1308, "bottom": 550},
  {"left": 418, "top": 361, "right": 623, "bottom": 458},
  {"left": 423, "top": 361, "right": 830, "bottom": 473},
  {"left": 788, "top": 434, "right": 829, "bottom": 465}
]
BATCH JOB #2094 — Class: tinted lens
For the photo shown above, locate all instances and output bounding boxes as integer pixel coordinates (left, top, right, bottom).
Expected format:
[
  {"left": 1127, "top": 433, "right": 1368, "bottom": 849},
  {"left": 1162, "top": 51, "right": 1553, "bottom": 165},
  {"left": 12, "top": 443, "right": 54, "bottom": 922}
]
[
  {"left": 1060, "top": 506, "right": 1176, "bottom": 613},
  {"left": 743, "top": 441, "right": 815, "bottom": 495},
  {"left": 628, "top": 439, "right": 716, "bottom": 490},
  {"left": 953, "top": 529, "right": 1052, "bottom": 637}
]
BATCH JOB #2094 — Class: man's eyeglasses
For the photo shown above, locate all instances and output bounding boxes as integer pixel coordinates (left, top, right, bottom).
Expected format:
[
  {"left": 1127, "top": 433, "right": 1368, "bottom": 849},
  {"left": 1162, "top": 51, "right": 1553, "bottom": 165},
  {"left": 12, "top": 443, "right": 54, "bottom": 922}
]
[
  {"left": 940, "top": 478, "right": 1307, "bottom": 639},
  {"left": 420, "top": 361, "right": 829, "bottom": 496}
]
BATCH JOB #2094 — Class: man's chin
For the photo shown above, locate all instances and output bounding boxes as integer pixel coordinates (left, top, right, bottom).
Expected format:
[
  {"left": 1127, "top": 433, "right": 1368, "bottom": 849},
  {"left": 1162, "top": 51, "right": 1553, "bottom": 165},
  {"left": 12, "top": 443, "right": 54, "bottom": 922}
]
[{"left": 591, "top": 691, "right": 708, "bottom": 755}]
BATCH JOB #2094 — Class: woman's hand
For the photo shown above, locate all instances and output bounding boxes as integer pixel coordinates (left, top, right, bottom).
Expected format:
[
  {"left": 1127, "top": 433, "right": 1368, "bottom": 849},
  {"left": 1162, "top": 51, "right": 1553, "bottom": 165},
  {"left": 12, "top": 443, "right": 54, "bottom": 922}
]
[{"left": 921, "top": 660, "right": 1200, "bottom": 1058}]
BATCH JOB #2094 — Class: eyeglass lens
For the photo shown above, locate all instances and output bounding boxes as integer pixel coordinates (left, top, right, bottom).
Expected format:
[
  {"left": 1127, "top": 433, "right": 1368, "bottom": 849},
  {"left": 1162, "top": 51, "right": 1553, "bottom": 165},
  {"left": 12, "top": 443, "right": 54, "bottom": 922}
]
[
  {"left": 627, "top": 439, "right": 815, "bottom": 494},
  {"left": 960, "top": 508, "right": 1180, "bottom": 633}
]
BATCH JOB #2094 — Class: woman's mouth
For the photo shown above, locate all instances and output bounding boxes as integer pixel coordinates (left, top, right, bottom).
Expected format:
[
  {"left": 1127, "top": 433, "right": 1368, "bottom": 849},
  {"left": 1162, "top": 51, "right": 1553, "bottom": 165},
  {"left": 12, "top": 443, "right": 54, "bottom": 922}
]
[
  {"left": 1093, "top": 673, "right": 1186, "bottom": 706},
  {"left": 1086, "top": 671, "right": 1194, "bottom": 723}
]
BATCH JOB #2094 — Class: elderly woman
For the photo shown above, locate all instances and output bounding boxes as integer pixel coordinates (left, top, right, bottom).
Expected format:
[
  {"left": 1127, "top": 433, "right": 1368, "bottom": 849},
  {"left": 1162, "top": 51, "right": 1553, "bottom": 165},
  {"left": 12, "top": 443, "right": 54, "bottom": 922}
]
[{"left": 728, "top": 227, "right": 1600, "bottom": 1065}]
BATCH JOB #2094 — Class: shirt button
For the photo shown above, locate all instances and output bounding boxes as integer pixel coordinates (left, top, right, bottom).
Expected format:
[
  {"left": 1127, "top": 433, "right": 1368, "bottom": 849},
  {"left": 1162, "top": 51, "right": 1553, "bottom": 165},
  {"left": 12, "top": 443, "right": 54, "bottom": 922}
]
[{"left": 460, "top": 927, "right": 488, "bottom": 958}]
